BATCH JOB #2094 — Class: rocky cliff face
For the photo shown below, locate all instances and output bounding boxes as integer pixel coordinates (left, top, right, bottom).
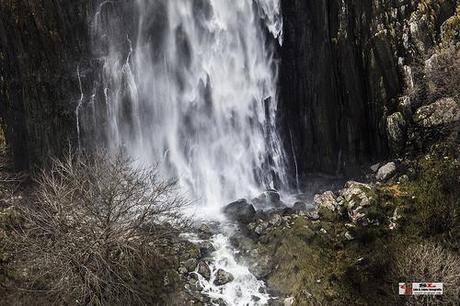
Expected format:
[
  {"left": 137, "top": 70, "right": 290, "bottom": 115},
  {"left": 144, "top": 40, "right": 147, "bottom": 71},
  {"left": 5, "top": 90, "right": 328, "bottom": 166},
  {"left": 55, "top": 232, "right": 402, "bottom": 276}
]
[
  {"left": 279, "top": 0, "right": 457, "bottom": 179},
  {"left": 0, "top": 0, "right": 458, "bottom": 178},
  {"left": 0, "top": 0, "right": 95, "bottom": 170}
]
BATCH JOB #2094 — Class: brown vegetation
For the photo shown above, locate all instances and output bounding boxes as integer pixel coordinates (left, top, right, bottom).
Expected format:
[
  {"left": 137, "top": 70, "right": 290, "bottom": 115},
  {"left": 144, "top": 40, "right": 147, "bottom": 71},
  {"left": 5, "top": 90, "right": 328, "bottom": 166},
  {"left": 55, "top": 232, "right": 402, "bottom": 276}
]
[
  {"left": 391, "top": 242, "right": 460, "bottom": 305},
  {"left": 5, "top": 152, "right": 189, "bottom": 305}
]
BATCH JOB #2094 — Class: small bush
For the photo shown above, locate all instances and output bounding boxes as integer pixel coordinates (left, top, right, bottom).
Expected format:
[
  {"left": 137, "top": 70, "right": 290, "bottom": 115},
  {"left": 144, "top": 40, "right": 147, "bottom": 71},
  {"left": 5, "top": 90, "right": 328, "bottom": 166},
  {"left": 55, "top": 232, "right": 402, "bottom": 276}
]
[
  {"left": 391, "top": 242, "right": 460, "bottom": 305},
  {"left": 426, "top": 48, "right": 460, "bottom": 102},
  {"left": 408, "top": 146, "right": 460, "bottom": 246},
  {"left": 7, "top": 152, "right": 189, "bottom": 305}
]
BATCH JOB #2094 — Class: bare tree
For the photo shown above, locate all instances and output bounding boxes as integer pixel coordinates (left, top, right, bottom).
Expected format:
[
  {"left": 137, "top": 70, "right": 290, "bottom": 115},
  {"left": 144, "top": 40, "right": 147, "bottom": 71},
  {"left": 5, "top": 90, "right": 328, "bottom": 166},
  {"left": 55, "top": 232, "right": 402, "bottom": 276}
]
[{"left": 7, "top": 151, "right": 189, "bottom": 305}]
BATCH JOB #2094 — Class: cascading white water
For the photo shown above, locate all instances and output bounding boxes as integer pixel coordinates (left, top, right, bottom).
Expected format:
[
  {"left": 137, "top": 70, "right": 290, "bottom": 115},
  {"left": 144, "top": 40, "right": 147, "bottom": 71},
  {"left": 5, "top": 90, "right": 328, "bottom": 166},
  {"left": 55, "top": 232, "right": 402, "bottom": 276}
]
[
  {"left": 81, "top": 1, "right": 286, "bottom": 304},
  {"left": 86, "top": 0, "right": 286, "bottom": 218},
  {"left": 182, "top": 229, "right": 271, "bottom": 305}
]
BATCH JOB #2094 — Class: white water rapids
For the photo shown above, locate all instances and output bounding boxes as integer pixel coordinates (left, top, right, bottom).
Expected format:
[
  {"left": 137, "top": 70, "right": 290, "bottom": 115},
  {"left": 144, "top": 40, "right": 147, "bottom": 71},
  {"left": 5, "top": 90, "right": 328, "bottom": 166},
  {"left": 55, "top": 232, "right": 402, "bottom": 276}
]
[{"left": 82, "top": 0, "right": 286, "bottom": 304}]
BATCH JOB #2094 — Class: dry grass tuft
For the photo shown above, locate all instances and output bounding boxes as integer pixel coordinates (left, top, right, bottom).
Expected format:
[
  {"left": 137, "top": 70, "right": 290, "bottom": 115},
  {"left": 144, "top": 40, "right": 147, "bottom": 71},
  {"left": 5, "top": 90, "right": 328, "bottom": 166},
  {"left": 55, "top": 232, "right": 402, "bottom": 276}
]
[{"left": 391, "top": 242, "right": 460, "bottom": 305}]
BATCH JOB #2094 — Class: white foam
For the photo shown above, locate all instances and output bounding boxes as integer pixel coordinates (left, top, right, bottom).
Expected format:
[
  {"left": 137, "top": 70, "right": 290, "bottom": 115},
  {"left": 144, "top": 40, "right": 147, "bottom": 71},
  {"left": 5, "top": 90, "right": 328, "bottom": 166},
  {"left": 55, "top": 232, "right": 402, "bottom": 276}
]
[{"left": 194, "top": 233, "right": 270, "bottom": 305}]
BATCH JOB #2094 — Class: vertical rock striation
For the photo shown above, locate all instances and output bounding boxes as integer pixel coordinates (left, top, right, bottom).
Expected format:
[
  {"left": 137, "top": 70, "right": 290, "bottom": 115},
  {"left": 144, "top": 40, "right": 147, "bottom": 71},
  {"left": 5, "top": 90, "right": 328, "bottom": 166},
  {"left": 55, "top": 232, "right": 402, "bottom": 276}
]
[
  {"left": 0, "top": 0, "right": 457, "bottom": 178},
  {"left": 0, "top": 0, "right": 94, "bottom": 170},
  {"left": 278, "top": 0, "right": 457, "bottom": 180},
  {"left": 279, "top": 0, "right": 402, "bottom": 177}
]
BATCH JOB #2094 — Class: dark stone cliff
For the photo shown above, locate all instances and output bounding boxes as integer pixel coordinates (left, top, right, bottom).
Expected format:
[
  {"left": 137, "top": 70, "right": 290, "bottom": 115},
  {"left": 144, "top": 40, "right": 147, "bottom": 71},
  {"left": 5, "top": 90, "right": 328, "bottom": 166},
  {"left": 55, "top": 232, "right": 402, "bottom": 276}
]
[
  {"left": 279, "top": 0, "right": 457, "bottom": 180},
  {"left": 0, "top": 0, "right": 457, "bottom": 179},
  {"left": 0, "top": 0, "right": 95, "bottom": 170},
  {"left": 0, "top": 0, "right": 142, "bottom": 170}
]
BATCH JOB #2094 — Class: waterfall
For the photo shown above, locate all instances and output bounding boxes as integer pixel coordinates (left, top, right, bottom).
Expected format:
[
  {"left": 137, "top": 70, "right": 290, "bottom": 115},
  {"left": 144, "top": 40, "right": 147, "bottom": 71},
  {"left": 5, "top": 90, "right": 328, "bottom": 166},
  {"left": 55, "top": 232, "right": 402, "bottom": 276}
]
[{"left": 86, "top": 0, "right": 286, "bottom": 216}]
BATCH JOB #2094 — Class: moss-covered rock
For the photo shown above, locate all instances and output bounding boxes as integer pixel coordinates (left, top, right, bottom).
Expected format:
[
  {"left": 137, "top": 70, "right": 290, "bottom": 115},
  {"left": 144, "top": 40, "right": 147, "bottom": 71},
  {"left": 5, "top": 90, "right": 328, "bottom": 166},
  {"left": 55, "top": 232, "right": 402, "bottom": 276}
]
[
  {"left": 440, "top": 4, "right": 460, "bottom": 47},
  {"left": 239, "top": 137, "right": 458, "bottom": 305},
  {"left": 387, "top": 112, "right": 407, "bottom": 153},
  {"left": 414, "top": 97, "right": 459, "bottom": 127}
]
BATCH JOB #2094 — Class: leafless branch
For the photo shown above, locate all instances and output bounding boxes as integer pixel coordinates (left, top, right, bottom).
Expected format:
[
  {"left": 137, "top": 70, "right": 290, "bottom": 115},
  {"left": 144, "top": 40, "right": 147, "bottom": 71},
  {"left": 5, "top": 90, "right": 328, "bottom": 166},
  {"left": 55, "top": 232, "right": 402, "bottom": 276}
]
[{"left": 6, "top": 151, "right": 190, "bottom": 305}]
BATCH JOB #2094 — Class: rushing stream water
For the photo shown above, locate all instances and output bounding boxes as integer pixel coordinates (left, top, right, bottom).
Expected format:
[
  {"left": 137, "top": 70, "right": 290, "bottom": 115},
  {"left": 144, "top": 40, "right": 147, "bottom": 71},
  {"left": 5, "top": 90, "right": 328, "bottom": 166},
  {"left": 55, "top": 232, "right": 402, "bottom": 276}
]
[{"left": 81, "top": 1, "right": 286, "bottom": 304}]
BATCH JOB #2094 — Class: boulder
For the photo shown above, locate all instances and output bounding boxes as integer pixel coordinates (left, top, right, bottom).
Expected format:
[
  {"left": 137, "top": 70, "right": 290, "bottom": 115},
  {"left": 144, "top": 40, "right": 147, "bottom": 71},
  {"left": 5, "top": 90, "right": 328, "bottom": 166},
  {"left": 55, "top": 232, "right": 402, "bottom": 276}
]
[
  {"left": 339, "top": 181, "right": 371, "bottom": 204},
  {"left": 292, "top": 201, "right": 307, "bottom": 212},
  {"left": 223, "top": 199, "right": 256, "bottom": 224},
  {"left": 348, "top": 210, "right": 366, "bottom": 224},
  {"left": 213, "top": 269, "right": 234, "bottom": 286},
  {"left": 178, "top": 266, "right": 188, "bottom": 275},
  {"left": 370, "top": 163, "right": 381, "bottom": 173},
  {"left": 414, "top": 98, "right": 459, "bottom": 127},
  {"left": 184, "top": 282, "right": 208, "bottom": 303},
  {"left": 211, "top": 298, "right": 228, "bottom": 306},
  {"left": 254, "top": 222, "right": 269, "bottom": 235},
  {"left": 306, "top": 210, "right": 320, "bottom": 221},
  {"left": 263, "top": 189, "right": 281, "bottom": 202},
  {"left": 338, "top": 181, "right": 373, "bottom": 224},
  {"left": 313, "top": 191, "right": 337, "bottom": 211},
  {"left": 397, "top": 96, "right": 412, "bottom": 118},
  {"left": 269, "top": 214, "right": 282, "bottom": 226},
  {"left": 198, "top": 223, "right": 213, "bottom": 239},
  {"left": 254, "top": 209, "right": 268, "bottom": 220},
  {"left": 198, "top": 241, "right": 216, "bottom": 257},
  {"left": 252, "top": 190, "right": 286, "bottom": 210},
  {"left": 197, "top": 261, "right": 211, "bottom": 280},
  {"left": 184, "top": 258, "right": 198, "bottom": 272},
  {"left": 386, "top": 112, "right": 406, "bottom": 151},
  {"left": 376, "top": 162, "right": 397, "bottom": 181}
]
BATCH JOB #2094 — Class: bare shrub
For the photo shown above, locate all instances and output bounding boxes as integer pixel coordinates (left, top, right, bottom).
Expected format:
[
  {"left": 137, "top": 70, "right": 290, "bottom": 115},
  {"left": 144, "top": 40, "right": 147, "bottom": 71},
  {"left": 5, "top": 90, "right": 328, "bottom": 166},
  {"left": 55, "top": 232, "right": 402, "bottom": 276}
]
[
  {"left": 7, "top": 152, "right": 189, "bottom": 305},
  {"left": 426, "top": 48, "right": 460, "bottom": 102},
  {"left": 391, "top": 242, "right": 460, "bottom": 305}
]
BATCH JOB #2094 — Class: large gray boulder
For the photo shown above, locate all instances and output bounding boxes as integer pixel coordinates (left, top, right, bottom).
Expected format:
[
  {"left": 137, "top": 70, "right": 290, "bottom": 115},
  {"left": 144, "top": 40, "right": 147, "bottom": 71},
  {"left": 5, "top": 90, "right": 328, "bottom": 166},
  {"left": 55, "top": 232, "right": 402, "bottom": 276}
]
[
  {"left": 339, "top": 181, "right": 371, "bottom": 203},
  {"left": 376, "top": 162, "right": 397, "bottom": 181},
  {"left": 313, "top": 191, "right": 338, "bottom": 211},
  {"left": 223, "top": 199, "right": 256, "bottom": 224},
  {"left": 338, "top": 181, "right": 373, "bottom": 224},
  {"left": 197, "top": 261, "right": 211, "bottom": 280},
  {"left": 198, "top": 241, "right": 216, "bottom": 257},
  {"left": 414, "top": 98, "right": 459, "bottom": 127}
]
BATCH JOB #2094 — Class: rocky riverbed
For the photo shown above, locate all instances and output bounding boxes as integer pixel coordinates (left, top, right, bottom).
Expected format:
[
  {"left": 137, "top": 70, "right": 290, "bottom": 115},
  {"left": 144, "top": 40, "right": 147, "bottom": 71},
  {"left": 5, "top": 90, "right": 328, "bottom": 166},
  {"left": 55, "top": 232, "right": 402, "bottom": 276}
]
[{"left": 178, "top": 83, "right": 460, "bottom": 304}]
